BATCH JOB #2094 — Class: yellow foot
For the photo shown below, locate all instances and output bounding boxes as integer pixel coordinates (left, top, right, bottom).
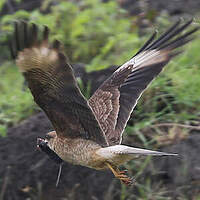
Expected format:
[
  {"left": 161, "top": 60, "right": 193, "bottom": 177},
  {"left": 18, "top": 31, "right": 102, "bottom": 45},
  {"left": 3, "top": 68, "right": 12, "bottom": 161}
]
[
  {"left": 106, "top": 163, "right": 134, "bottom": 186},
  {"left": 116, "top": 170, "right": 134, "bottom": 186}
]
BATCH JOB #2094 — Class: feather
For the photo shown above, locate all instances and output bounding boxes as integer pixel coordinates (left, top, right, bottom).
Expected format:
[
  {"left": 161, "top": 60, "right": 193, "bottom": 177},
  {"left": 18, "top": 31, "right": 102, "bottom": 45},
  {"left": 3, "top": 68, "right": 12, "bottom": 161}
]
[
  {"left": 89, "top": 19, "right": 198, "bottom": 146},
  {"left": 10, "top": 21, "right": 108, "bottom": 147}
]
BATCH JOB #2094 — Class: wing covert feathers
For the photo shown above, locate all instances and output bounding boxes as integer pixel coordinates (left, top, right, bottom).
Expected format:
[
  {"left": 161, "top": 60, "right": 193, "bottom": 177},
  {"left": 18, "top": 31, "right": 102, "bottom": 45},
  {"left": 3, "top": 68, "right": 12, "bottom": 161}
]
[
  {"left": 10, "top": 21, "right": 108, "bottom": 147},
  {"left": 89, "top": 19, "right": 198, "bottom": 146}
]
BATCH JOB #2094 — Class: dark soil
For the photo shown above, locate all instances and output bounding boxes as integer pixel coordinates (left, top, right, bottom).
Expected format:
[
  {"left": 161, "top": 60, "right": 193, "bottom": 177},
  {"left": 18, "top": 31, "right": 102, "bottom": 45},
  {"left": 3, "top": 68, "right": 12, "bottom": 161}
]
[
  {"left": 1, "top": 111, "right": 200, "bottom": 200},
  {"left": 0, "top": 65, "right": 118, "bottom": 200},
  {"left": 1, "top": 1, "right": 200, "bottom": 199},
  {"left": 0, "top": 65, "right": 200, "bottom": 200},
  {"left": 118, "top": 0, "right": 200, "bottom": 17},
  {"left": 0, "top": 112, "right": 115, "bottom": 200},
  {"left": 155, "top": 132, "right": 200, "bottom": 197},
  {"left": 0, "top": 64, "right": 200, "bottom": 200}
]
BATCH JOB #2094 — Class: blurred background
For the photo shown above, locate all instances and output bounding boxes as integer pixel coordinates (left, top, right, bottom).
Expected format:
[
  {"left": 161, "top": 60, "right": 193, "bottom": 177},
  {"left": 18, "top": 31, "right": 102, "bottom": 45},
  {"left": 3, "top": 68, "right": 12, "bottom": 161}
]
[{"left": 0, "top": 0, "right": 200, "bottom": 199}]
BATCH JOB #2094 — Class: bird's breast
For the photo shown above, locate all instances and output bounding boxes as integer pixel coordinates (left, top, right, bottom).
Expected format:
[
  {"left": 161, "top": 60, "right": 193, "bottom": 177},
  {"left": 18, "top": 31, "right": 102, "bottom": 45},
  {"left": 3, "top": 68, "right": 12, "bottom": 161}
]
[{"left": 53, "top": 138, "right": 104, "bottom": 168}]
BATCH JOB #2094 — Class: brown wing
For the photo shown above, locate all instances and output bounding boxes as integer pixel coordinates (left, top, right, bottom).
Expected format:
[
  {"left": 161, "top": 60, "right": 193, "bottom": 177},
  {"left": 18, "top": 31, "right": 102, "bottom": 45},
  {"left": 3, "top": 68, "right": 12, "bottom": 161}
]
[
  {"left": 9, "top": 21, "right": 108, "bottom": 147},
  {"left": 89, "top": 19, "right": 199, "bottom": 146}
]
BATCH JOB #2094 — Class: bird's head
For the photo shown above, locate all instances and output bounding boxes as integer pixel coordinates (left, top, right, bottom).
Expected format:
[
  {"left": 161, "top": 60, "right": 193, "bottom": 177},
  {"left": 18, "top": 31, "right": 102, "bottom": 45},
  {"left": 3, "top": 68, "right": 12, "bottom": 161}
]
[
  {"left": 37, "top": 131, "right": 63, "bottom": 164},
  {"left": 37, "top": 131, "right": 63, "bottom": 187},
  {"left": 44, "top": 131, "right": 57, "bottom": 149}
]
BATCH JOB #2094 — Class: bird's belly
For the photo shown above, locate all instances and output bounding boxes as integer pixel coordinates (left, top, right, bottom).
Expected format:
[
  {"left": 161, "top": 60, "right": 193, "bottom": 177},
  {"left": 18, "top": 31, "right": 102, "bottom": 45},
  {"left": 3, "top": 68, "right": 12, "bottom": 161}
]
[{"left": 54, "top": 138, "right": 104, "bottom": 168}]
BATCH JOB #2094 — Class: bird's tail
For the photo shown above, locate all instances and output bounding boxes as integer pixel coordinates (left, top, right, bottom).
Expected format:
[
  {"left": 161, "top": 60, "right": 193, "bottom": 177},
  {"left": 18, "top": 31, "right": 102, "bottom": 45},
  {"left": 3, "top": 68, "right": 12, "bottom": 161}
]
[
  {"left": 96, "top": 145, "right": 178, "bottom": 165},
  {"left": 115, "top": 145, "right": 178, "bottom": 156}
]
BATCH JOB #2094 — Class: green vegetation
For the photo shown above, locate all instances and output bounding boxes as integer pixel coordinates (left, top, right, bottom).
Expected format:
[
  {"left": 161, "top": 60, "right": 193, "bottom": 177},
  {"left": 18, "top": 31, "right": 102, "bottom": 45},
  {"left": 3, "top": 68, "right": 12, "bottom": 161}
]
[
  {"left": 0, "top": 62, "right": 36, "bottom": 136},
  {"left": 125, "top": 36, "right": 200, "bottom": 151},
  {"left": 126, "top": 37, "right": 200, "bottom": 132},
  {"left": 0, "top": 0, "right": 141, "bottom": 135},
  {"left": 1, "top": 0, "right": 140, "bottom": 71},
  {"left": 0, "top": 0, "right": 200, "bottom": 199}
]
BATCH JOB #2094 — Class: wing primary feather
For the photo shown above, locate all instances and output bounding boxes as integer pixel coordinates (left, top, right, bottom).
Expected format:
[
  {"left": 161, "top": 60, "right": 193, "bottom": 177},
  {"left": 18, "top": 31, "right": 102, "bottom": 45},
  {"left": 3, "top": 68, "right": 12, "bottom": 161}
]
[
  {"left": 146, "top": 19, "right": 192, "bottom": 51},
  {"left": 30, "top": 23, "right": 38, "bottom": 46},
  {"left": 22, "top": 21, "right": 28, "bottom": 48},
  {"left": 20, "top": 21, "right": 26, "bottom": 49},
  {"left": 155, "top": 19, "right": 181, "bottom": 41},
  {"left": 160, "top": 27, "right": 199, "bottom": 50},
  {"left": 89, "top": 19, "right": 198, "bottom": 146},
  {"left": 52, "top": 39, "right": 61, "bottom": 50},
  {"left": 14, "top": 21, "right": 21, "bottom": 51},
  {"left": 169, "top": 50, "right": 183, "bottom": 59},
  {"left": 167, "top": 37, "right": 195, "bottom": 53},
  {"left": 146, "top": 20, "right": 181, "bottom": 50},
  {"left": 26, "top": 23, "right": 33, "bottom": 48},
  {"left": 8, "top": 39, "right": 16, "bottom": 59},
  {"left": 18, "top": 21, "right": 25, "bottom": 51},
  {"left": 7, "top": 33, "right": 16, "bottom": 59},
  {"left": 43, "top": 25, "right": 49, "bottom": 42},
  {"left": 11, "top": 21, "right": 108, "bottom": 147},
  {"left": 134, "top": 30, "right": 157, "bottom": 57}
]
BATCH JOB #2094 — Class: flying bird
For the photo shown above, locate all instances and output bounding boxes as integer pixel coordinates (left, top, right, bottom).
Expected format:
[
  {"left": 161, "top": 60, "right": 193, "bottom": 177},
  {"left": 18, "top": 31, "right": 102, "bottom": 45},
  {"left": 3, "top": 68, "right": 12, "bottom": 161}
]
[{"left": 9, "top": 20, "right": 198, "bottom": 186}]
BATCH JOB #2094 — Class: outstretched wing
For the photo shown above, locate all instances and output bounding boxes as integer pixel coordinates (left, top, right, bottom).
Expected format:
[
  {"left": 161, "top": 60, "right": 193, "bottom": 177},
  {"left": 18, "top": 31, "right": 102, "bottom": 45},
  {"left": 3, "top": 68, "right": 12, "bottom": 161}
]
[
  {"left": 9, "top": 21, "right": 108, "bottom": 147},
  {"left": 89, "top": 19, "right": 198, "bottom": 146}
]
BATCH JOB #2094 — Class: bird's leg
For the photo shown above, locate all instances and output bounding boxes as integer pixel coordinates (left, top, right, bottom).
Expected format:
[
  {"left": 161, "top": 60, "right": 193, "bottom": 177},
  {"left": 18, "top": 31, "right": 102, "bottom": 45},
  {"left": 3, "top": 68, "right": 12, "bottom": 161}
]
[{"left": 106, "top": 163, "right": 134, "bottom": 186}]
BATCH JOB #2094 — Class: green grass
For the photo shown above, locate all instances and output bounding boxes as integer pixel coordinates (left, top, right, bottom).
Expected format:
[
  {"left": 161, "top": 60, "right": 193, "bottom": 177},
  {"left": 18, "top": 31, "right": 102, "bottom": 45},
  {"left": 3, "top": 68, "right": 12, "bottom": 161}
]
[
  {"left": 127, "top": 36, "right": 200, "bottom": 133},
  {"left": 0, "top": 1, "right": 200, "bottom": 198},
  {"left": 0, "top": 62, "right": 36, "bottom": 136},
  {"left": 0, "top": 0, "right": 140, "bottom": 72},
  {"left": 120, "top": 34, "right": 200, "bottom": 200},
  {"left": 1, "top": 20, "right": 200, "bottom": 141}
]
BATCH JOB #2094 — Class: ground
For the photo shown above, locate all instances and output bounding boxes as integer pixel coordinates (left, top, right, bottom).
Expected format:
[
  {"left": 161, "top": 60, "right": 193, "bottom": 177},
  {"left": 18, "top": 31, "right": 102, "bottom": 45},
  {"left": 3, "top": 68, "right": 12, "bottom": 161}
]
[{"left": 0, "top": 73, "right": 200, "bottom": 199}]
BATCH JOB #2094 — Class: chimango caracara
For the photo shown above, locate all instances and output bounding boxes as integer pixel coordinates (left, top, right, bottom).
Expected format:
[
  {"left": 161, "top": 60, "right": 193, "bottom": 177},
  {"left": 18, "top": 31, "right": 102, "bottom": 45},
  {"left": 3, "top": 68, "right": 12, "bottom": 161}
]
[{"left": 9, "top": 20, "right": 198, "bottom": 186}]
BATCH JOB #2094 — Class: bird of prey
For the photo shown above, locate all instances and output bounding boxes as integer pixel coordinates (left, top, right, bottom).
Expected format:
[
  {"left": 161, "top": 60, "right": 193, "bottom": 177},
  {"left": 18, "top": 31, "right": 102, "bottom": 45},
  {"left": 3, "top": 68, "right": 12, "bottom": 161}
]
[{"left": 9, "top": 20, "right": 198, "bottom": 186}]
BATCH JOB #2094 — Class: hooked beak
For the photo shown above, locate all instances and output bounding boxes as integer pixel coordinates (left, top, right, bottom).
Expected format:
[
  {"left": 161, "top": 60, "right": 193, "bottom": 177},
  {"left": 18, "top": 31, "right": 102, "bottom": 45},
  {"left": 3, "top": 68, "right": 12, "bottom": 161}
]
[
  {"left": 36, "top": 137, "right": 64, "bottom": 186},
  {"left": 37, "top": 138, "right": 47, "bottom": 150}
]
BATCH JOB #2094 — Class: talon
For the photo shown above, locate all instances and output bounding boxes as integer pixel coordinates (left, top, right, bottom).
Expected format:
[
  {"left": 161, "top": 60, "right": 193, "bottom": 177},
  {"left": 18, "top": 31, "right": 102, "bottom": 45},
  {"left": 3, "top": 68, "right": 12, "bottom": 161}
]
[
  {"left": 115, "top": 173, "right": 127, "bottom": 179},
  {"left": 106, "top": 163, "right": 134, "bottom": 186},
  {"left": 117, "top": 170, "right": 134, "bottom": 186},
  {"left": 119, "top": 170, "right": 128, "bottom": 175},
  {"left": 119, "top": 175, "right": 134, "bottom": 186}
]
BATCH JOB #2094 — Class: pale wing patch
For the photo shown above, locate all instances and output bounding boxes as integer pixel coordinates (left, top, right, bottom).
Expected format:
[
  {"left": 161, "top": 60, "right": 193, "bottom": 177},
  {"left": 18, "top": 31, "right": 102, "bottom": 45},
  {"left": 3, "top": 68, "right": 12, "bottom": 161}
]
[
  {"left": 16, "top": 45, "right": 58, "bottom": 72},
  {"left": 133, "top": 49, "right": 169, "bottom": 68},
  {"left": 90, "top": 20, "right": 198, "bottom": 146},
  {"left": 116, "top": 49, "right": 169, "bottom": 75}
]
